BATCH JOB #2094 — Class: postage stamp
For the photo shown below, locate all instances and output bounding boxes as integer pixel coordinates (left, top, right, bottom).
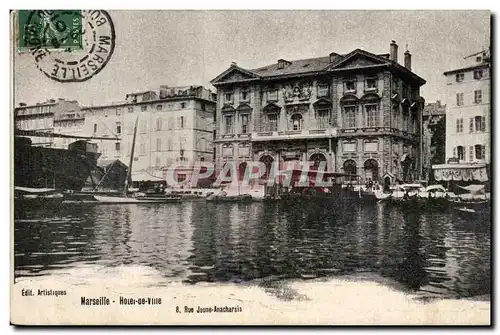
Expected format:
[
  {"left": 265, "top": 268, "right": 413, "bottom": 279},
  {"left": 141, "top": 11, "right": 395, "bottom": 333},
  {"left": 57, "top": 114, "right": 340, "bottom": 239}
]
[
  {"left": 16, "top": 10, "right": 115, "bottom": 82},
  {"left": 10, "top": 10, "right": 491, "bottom": 326},
  {"left": 18, "top": 10, "right": 84, "bottom": 50}
]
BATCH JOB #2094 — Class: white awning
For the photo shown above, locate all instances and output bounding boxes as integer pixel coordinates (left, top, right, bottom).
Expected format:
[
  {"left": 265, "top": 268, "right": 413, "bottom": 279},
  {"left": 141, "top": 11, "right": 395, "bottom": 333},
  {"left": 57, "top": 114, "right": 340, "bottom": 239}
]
[{"left": 432, "top": 163, "right": 488, "bottom": 182}]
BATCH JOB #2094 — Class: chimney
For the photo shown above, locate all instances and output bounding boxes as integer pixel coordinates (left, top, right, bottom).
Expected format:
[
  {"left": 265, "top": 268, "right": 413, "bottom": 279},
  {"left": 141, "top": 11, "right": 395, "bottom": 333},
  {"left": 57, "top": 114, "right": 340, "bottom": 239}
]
[
  {"left": 404, "top": 50, "right": 412, "bottom": 71},
  {"left": 231, "top": 62, "right": 237, "bottom": 66},
  {"left": 329, "top": 52, "right": 340, "bottom": 63},
  {"left": 390, "top": 40, "right": 398, "bottom": 62}
]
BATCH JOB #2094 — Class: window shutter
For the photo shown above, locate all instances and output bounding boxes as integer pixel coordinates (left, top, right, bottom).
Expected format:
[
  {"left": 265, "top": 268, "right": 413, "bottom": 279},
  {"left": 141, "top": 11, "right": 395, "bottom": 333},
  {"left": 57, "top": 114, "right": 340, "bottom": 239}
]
[
  {"left": 469, "top": 118, "right": 474, "bottom": 133},
  {"left": 469, "top": 146, "right": 473, "bottom": 161},
  {"left": 453, "top": 147, "right": 457, "bottom": 158},
  {"left": 481, "top": 117, "right": 486, "bottom": 132},
  {"left": 481, "top": 146, "right": 486, "bottom": 159}
]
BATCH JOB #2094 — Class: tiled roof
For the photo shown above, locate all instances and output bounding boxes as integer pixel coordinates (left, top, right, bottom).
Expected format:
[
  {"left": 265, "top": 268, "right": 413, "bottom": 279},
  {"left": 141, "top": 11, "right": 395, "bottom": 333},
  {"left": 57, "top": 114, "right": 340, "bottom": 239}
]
[{"left": 250, "top": 56, "right": 338, "bottom": 77}]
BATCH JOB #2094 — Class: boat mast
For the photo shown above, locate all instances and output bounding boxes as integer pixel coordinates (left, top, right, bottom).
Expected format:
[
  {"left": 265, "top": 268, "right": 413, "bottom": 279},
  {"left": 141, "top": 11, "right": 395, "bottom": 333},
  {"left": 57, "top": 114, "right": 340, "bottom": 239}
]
[{"left": 123, "top": 115, "right": 139, "bottom": 196}]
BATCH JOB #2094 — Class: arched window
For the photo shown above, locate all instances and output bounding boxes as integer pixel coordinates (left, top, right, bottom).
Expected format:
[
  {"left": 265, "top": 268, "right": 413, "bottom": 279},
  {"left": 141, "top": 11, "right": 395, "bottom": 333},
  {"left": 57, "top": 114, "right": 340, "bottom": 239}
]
[
  {"left": 259, "top": 155, "right": 274, "bottom": 180},
  {"left": 310, "top": 153, "right": 327, "bottom": 171},
  {"left": 238, "top": 162, "right": 248, "bottom": 181},
  {"left": 343, "top": 160, "right": 357, "bottom": 181},
  {"left": 364, "top": 159, "right": 379, "bottom": 182},
  {"left": 291, "top": 113, "right": 303, "bottom": 131}
]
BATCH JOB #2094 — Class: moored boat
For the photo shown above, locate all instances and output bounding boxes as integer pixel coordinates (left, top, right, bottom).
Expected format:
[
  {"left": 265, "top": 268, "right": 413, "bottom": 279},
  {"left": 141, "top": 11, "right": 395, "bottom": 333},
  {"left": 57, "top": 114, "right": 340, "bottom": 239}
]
[{"left": 14, "top": 186, "right": 65, "bottom": 209}]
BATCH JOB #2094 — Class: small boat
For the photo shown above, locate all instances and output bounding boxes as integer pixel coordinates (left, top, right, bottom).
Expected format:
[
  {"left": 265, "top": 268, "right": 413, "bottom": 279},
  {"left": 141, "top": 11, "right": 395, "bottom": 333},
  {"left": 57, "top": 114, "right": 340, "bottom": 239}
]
[
  {"left": 14, "top": 186, "right": 64, "bottom": 208},
  {"left": 93, "top": 193, "right": 181, "bottom": 204},
  {"left": 448, "top": 184, "right": 490, "bottom": 215},
  {"left": 206, "top": 193, "right": 252, "bottom": 202}
]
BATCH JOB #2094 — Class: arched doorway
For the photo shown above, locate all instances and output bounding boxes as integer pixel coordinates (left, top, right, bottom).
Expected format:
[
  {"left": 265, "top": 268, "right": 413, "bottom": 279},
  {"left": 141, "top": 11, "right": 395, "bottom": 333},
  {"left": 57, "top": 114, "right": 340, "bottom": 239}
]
[
  {"left": 238, "top": 162, "right": 247, "bottom": 181},
  {"left": 343, "top": 159, "right": 357, "bottom": 182},
  {"left": 310, "top": 153, "right": 327, "bottom": 171},
  {"left": 364, "top": 159, "right": 379, "bottom": 182},
  {"left": 384, "top": 176, "right": 391, "bottom": 192},
  {"left": 259, "top": 155, "right": 274, "bottom": 181}
]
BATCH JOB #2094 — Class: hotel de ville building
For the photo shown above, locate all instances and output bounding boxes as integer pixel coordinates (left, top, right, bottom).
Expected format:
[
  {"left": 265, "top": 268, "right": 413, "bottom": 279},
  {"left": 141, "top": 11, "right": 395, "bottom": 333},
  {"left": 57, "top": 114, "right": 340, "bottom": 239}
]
[{"left": 210, "top": 41, "right": 426, "bottom": 187}]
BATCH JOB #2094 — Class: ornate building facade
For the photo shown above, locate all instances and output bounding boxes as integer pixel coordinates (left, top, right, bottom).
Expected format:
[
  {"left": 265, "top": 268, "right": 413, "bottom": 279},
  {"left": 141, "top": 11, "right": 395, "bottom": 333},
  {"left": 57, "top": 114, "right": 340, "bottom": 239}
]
[{"left": 211, "top": 41, "right": 426, "bottom": 186}]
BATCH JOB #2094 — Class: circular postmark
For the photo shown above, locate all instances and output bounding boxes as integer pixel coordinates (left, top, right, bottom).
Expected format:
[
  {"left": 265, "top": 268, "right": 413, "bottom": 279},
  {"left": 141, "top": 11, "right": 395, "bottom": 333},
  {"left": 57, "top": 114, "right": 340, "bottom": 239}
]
[{"left": 23, "top": 10, "right": 115, "bottom": 82}]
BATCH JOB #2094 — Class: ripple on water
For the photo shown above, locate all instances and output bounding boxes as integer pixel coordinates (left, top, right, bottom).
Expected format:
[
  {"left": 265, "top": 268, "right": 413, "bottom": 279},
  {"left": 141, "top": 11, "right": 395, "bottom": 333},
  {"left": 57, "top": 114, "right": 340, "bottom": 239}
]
[{"left": 13, "top": 202, "right": 491, "bottom": 298}]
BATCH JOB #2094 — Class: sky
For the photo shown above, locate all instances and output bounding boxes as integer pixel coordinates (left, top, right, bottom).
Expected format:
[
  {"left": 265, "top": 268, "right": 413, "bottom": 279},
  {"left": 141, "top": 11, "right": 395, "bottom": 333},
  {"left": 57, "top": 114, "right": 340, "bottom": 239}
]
[{"left": 13, "top": 10, "right": 491, "bottom": 107}]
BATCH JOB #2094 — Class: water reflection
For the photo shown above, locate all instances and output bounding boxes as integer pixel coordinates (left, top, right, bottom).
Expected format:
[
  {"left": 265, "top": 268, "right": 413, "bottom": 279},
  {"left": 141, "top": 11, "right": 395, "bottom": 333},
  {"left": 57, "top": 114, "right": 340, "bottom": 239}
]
[{"left": 14, "top": 201, "right": 490, "bottom": 298}]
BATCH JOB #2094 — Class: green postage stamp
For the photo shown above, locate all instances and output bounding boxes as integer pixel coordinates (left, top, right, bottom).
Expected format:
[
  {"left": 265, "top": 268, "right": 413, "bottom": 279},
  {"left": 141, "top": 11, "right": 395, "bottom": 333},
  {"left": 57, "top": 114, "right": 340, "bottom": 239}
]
[{"left": 18, "top": 10, "right": 83, "bottom": 50}]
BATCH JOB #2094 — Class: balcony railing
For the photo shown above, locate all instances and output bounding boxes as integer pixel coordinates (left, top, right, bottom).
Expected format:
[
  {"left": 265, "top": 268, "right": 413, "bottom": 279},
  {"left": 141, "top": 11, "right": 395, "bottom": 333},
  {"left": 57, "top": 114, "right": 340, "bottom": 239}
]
[{"left": 252, "top": 128, "right": 338, "bottom": 140}]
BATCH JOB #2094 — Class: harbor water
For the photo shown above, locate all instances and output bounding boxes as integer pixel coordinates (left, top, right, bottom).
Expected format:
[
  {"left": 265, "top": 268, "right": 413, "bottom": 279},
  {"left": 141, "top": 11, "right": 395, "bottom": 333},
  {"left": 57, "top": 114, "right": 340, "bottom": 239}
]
[{"left": 14, "top": 201, "right": 491, "bottom": 300}]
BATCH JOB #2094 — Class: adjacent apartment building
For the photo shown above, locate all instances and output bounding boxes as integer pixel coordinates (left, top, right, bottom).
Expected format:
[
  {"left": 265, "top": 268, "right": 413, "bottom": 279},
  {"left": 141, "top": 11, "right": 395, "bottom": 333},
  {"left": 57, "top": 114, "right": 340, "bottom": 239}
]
[
  {"left": 14, "top": 98, "right": 81, "bottom": 147},
  {"left": 82, "top": 85, "right": 217, "bottom": 182},
  {"left": 211, "top": 40, "right": 426, "bottom": 186},
  {"left": 422, "top": 101, "right": 446, "bottom": 176},
  {"left": 443, "top": 50, "right": 491, "bottom": 164}
]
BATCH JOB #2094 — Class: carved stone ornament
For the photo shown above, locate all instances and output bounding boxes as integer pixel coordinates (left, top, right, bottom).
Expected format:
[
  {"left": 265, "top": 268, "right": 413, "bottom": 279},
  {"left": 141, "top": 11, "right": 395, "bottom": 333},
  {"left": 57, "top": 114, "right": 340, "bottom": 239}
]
[{"left": 282, "top": 82, "right": 313, "bottom": 102}]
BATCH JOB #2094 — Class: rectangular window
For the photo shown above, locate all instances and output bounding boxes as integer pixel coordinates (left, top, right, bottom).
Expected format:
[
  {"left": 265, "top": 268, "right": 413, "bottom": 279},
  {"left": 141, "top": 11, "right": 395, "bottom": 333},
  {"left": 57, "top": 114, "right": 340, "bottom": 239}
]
[
  {"left": 180, "top": 116, "right": 184, "bottom": 129},
  {"left": 139, "top": 143, "right": 146, "bottom": 155},
  {"left": 240, "top": 88, "right": 249, "bottom": 101},
  {"left": 201, "top": 103, "right": 206, "bottom": 111},
  {"left": 475, "top": 145, "right": 485, "bottom": 160},
  {"left": 317, "top": 109, "right": 329, "bottom": 129},
  {"left": 141, "top": 105, "right": 147, "bottom": 112},
  {"left": 156, "top": 104, "right": 162, "bottom": 111},
  {"left": 365, "top": 77, "right": 377, "bottom": 90},
  {"left": 456, "top": 118, "right": 463, "bottom": 133},
  {"left": 344, "top": 106, "right": 356, "bottom": 128},
  {"left": 267, "top": 89, "right": 278, "bottom": 101},
  {"left": 224, "top": 115, "right": 234, "bottom": 134},
  {"left": 128, "top": 107, "right": 133, "bottom": 113},
  {"left": 267, "top": 114, "right": 278, "bottom": 131},
  {"left": 457, "top": 146, "right": 465, "bottom": 160},
  {"left": 180, "top": 102, "right": 186, "bottom": 109},
  {"left": 473, "top": 70, "right": 483, "bottom": 80},
  {"left": 116, "top": 109, "right": 121, "bottom": 116},
  {"left": 474, "top": 90, "right": 482, "bottom": 104},
  {"left": 317, "top": 83, "right": 329, "bottom": 97},
  {"left": 343, "top": 141, "right": 356, "bottom": 152},
  {"left": 156, "top": 138, "right": 162, "bottom": 151},
  {"left": 366, "top": 105, "right": 378, "bottom": 127},
  {"left": 116, "top": 122, "right": 121, "bottom": 134},
  {"left": 115, "top": 142, "right": 120, "bottom": 151},
  {"left": 225, "top": 91, "right": 233, "bottom": 103},
  {"left": 455, "top": 73, "right": 464, "bottom": 82},
  {"left": 240, "top": 114, "right": 249, "bottom": 134},
  {"left": 93, "top": 124, "right": 97, "bottom": 133},
  {"left": 364, "top": 141, "right": 378, "bottom": 152},
  {"left": 222, "top": 146, "right": 233, "bottom": 157},
  {"left": 155, "top": 156, "right": 161, "bottom": 167},
  {"left": 456, "top": 93, "right": 464, "bottom": 106},
  {"left": 344, "top": 80, "right": 356, "bottom": 93},
  {"left": 474, "top": 116, "right": 486, "bottom": 132}
]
